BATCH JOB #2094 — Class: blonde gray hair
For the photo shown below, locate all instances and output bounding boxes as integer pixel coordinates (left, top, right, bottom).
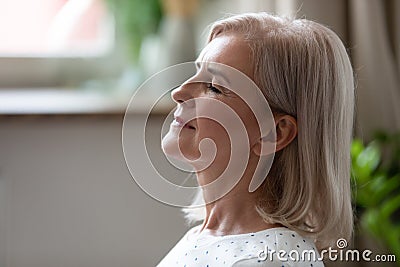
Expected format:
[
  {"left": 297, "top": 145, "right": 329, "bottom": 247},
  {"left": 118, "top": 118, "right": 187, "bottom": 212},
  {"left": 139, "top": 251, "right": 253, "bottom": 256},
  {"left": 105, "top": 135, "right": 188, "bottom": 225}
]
[{"left": 185, "top": 12, "right": 355, "bottom": 250}]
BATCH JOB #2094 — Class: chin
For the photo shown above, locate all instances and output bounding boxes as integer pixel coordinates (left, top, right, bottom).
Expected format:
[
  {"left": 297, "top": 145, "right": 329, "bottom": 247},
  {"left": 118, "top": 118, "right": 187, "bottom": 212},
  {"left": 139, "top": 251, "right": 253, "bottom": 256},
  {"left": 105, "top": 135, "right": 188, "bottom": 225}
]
[
  {"left": 161, "top": 132, "right": 181, "bottom": 160},
  {"left": 161, "top": 131, "right": 199, "bottom": 161}
]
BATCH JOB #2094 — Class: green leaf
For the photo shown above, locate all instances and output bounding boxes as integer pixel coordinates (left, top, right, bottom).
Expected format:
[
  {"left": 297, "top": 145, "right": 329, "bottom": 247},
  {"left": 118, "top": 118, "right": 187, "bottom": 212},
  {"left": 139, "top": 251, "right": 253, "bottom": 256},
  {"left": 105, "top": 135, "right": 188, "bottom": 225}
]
[
  {"left": 362, "top": 209, "right": 380, "bottom": 237},
  {"left": 352, "top": 132, "right": 400, "bottom": 262},
  {"left": 351, "top": 139, "right": 364, "bottom": 159},
  {"left": 372, "top": 174, "right": 400, "bottom": 203},
  {"left": 355, "top": 141, "right": 381, "bottom": 179},
  {"left": 381, "top": 194, "right": 400, "bottom": 220}
]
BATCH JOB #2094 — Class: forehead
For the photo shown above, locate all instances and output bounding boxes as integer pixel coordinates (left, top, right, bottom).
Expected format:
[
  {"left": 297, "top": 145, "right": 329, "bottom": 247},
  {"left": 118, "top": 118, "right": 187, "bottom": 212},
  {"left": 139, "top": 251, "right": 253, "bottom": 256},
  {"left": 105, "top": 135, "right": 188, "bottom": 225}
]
[{"left": 196, "top": 34, "right": 254, "bottom": 80}]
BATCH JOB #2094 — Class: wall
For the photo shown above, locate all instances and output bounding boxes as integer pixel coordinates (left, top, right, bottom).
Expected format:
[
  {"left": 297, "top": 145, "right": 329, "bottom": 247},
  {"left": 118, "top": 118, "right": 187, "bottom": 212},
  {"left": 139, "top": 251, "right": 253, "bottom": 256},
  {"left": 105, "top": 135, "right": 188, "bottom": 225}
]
[{"left": 0, "top": 115, "right": 188, "bottom": 267}]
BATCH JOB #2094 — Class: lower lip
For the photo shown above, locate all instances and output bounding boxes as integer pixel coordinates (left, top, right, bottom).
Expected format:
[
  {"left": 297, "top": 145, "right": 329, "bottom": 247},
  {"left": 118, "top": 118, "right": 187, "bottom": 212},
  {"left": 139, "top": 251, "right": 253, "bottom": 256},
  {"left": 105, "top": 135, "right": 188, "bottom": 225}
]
[{"left": 171, "top": 120, "right": 195, "bottom": 130}]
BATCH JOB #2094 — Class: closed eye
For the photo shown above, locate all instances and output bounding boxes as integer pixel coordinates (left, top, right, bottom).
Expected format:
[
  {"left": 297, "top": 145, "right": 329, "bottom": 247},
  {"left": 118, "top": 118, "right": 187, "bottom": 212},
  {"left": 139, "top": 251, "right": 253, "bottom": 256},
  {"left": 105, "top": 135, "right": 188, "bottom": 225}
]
[{"left": 205, "top": 83, "right": 222, "bottom": 94}]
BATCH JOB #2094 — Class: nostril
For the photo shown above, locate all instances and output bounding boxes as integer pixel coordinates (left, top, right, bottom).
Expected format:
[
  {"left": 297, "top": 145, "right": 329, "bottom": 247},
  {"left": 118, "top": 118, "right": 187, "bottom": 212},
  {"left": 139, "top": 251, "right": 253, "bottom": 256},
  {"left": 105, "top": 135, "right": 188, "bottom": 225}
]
[
  {"left": 171, "top": 83, "right": 196, "bottom": 105},
  {"left": 171, "top": 86, "right": 189, "bottom": 104},
  {"left": 171, "top": 92, "right": 180, "bottom": 104}
]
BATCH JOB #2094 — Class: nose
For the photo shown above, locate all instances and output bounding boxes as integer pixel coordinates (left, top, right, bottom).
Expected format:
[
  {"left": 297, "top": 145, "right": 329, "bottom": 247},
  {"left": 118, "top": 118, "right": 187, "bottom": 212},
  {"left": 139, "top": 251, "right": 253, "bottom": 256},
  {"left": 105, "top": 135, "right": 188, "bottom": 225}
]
[{"left": 171, "top": 81, "right": 195, "bottom": 105}]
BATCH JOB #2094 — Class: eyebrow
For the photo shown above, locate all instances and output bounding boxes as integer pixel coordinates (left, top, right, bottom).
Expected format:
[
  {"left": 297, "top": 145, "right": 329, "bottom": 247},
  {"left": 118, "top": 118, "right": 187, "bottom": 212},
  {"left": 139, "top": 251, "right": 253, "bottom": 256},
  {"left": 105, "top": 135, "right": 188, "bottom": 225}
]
[{"left": 195, "top": 61, "right": 231, "bottom": 86}]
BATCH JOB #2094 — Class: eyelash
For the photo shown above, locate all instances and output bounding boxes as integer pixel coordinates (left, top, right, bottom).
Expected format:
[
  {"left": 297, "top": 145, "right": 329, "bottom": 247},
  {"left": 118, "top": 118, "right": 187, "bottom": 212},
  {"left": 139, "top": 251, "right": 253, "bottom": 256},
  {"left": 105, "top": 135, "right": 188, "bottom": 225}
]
[{"left": 205, "top": 83, "right": 222, "bottom": 94}]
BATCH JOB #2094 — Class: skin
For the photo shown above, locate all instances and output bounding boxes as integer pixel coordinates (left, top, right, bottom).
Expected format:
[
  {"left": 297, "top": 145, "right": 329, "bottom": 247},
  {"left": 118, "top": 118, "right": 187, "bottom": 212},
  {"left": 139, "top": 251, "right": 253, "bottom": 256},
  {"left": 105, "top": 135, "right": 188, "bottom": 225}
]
[{"left": 162, "top": 33, "right": 298, "bottom": 237}]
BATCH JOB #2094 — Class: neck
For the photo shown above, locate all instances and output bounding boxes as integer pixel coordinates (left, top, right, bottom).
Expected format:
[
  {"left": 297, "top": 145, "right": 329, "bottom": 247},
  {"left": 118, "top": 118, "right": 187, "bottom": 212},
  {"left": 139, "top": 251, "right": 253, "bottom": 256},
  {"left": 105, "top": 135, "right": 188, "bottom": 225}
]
[{"left": 195, "top": 155, "right": 280, "bottom": 236}]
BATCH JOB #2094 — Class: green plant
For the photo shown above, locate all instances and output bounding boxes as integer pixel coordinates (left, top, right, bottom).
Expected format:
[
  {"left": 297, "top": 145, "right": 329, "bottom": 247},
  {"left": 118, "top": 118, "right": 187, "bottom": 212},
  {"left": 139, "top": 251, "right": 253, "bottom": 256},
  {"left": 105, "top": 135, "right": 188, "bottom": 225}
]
[
  {"left": 105, "top": 0, "right": 163, "bottom": 61},
  {"left": 351, "top": 131, "right": 400, "bottom": 263}
]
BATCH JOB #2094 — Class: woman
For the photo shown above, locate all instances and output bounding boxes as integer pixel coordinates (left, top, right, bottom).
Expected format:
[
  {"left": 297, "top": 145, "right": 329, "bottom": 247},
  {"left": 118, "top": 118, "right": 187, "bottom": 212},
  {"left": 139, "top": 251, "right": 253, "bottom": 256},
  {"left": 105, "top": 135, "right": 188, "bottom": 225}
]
[{"left": 158, "top": 12, "right": 354, "bottom": 266}]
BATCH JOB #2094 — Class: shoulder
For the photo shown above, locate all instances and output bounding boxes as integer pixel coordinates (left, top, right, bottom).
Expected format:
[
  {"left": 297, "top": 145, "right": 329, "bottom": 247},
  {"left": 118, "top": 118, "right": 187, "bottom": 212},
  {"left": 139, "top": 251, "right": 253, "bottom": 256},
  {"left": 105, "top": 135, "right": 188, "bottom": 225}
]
[
  {"left": 231, "top": 228, "right": 325, "bottom": 267},
  {"left": 158, "top": 226, "right": 325, "bottom": 267}
]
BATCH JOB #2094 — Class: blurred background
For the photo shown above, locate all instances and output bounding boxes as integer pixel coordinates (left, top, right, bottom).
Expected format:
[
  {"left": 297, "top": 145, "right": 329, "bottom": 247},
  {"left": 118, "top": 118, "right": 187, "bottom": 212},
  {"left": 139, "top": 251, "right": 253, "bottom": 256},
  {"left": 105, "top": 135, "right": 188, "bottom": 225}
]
[{"left": 0, "top": 0, "right": 399, "bottom": 266}]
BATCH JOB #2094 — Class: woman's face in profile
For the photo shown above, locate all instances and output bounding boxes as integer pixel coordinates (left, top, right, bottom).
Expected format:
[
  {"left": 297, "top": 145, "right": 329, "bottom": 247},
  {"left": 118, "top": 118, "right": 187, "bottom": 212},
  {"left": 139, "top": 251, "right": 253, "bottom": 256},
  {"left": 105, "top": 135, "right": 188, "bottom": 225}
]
[{"left": 162, "top": 34, "right": 263, "bottom": 174}]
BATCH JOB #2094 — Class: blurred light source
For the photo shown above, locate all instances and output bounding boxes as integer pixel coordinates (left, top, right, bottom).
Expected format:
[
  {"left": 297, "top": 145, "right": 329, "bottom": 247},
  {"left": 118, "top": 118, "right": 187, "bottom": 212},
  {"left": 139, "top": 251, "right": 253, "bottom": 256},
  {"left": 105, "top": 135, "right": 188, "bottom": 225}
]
[{"left": 0, "top": 0, "right": 114, "bottom": 57}]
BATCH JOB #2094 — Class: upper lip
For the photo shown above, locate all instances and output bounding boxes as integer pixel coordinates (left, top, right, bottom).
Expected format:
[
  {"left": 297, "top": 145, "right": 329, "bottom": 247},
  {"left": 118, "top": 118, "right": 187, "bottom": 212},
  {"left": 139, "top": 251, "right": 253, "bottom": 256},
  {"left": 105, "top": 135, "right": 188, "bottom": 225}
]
[{"left": 174, "top": 115, "right": 196, "bottom": 129}]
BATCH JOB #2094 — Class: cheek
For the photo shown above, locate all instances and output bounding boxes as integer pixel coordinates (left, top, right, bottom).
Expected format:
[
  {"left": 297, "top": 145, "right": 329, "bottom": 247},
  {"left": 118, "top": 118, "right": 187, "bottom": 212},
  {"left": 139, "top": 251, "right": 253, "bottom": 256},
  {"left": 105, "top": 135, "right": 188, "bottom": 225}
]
[
  {"left": 233, "top": 100, "right": 261, "bottom": 145},
  {"left": 197, "top": 118, "right": 230, "bottom": 152},
  {"left": 194, "top": 96, "right": 261, "bottom": 153},
  {"left": 243, "top": 114, "right": 260, "bottom": 144}
]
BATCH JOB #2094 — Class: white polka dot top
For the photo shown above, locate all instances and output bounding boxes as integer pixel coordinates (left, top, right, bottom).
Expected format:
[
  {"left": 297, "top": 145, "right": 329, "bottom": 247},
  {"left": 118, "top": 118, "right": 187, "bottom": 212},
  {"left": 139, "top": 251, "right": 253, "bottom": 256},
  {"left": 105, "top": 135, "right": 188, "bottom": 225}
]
[{"left": 157, "top": 225, "right": 324, "bottom": 267}]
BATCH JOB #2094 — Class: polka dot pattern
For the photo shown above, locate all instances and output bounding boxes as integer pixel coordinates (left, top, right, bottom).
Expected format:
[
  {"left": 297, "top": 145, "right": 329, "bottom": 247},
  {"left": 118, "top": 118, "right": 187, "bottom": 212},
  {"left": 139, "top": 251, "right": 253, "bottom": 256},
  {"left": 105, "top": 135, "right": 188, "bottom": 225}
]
[{"left": 157, "top": 226, "right": 325, "bottom": 267}]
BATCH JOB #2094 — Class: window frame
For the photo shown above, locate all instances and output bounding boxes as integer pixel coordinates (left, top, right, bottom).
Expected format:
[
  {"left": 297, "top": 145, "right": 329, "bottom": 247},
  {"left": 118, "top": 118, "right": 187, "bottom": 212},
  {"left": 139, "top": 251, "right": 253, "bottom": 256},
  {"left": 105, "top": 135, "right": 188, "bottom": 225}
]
[{"left": 0, "top": 1, "right": 123, "bottom": 89}]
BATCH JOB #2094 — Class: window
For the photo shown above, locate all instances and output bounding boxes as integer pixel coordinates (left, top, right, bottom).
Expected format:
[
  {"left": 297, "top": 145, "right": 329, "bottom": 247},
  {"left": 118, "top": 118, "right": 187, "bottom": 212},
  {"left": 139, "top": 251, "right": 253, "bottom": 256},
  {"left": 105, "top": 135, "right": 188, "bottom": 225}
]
[{"left": 0, "top": 0, "right": 119, "bottom": 88}]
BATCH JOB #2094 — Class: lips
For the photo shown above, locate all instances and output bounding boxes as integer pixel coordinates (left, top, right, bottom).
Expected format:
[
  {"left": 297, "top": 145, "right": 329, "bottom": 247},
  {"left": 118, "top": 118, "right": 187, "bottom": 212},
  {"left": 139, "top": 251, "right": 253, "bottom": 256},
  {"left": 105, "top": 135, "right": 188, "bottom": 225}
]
[{"left": 173, "top": 116, "right": 196, "bottom": 130}]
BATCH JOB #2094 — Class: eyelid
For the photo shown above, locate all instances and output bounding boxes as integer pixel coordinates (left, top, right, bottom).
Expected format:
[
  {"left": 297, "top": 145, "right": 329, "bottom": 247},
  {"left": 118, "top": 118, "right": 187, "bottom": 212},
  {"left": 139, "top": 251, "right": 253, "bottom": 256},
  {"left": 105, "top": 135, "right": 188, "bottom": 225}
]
[
  {"left": 195, "top": 67, "right": 229, "bottom": 88},
  {"left": 204, "top": 82, "right": 222, "bottom": 94},
  {"left": 210, "top": 80, "right": 231, "bottom": 95}
]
